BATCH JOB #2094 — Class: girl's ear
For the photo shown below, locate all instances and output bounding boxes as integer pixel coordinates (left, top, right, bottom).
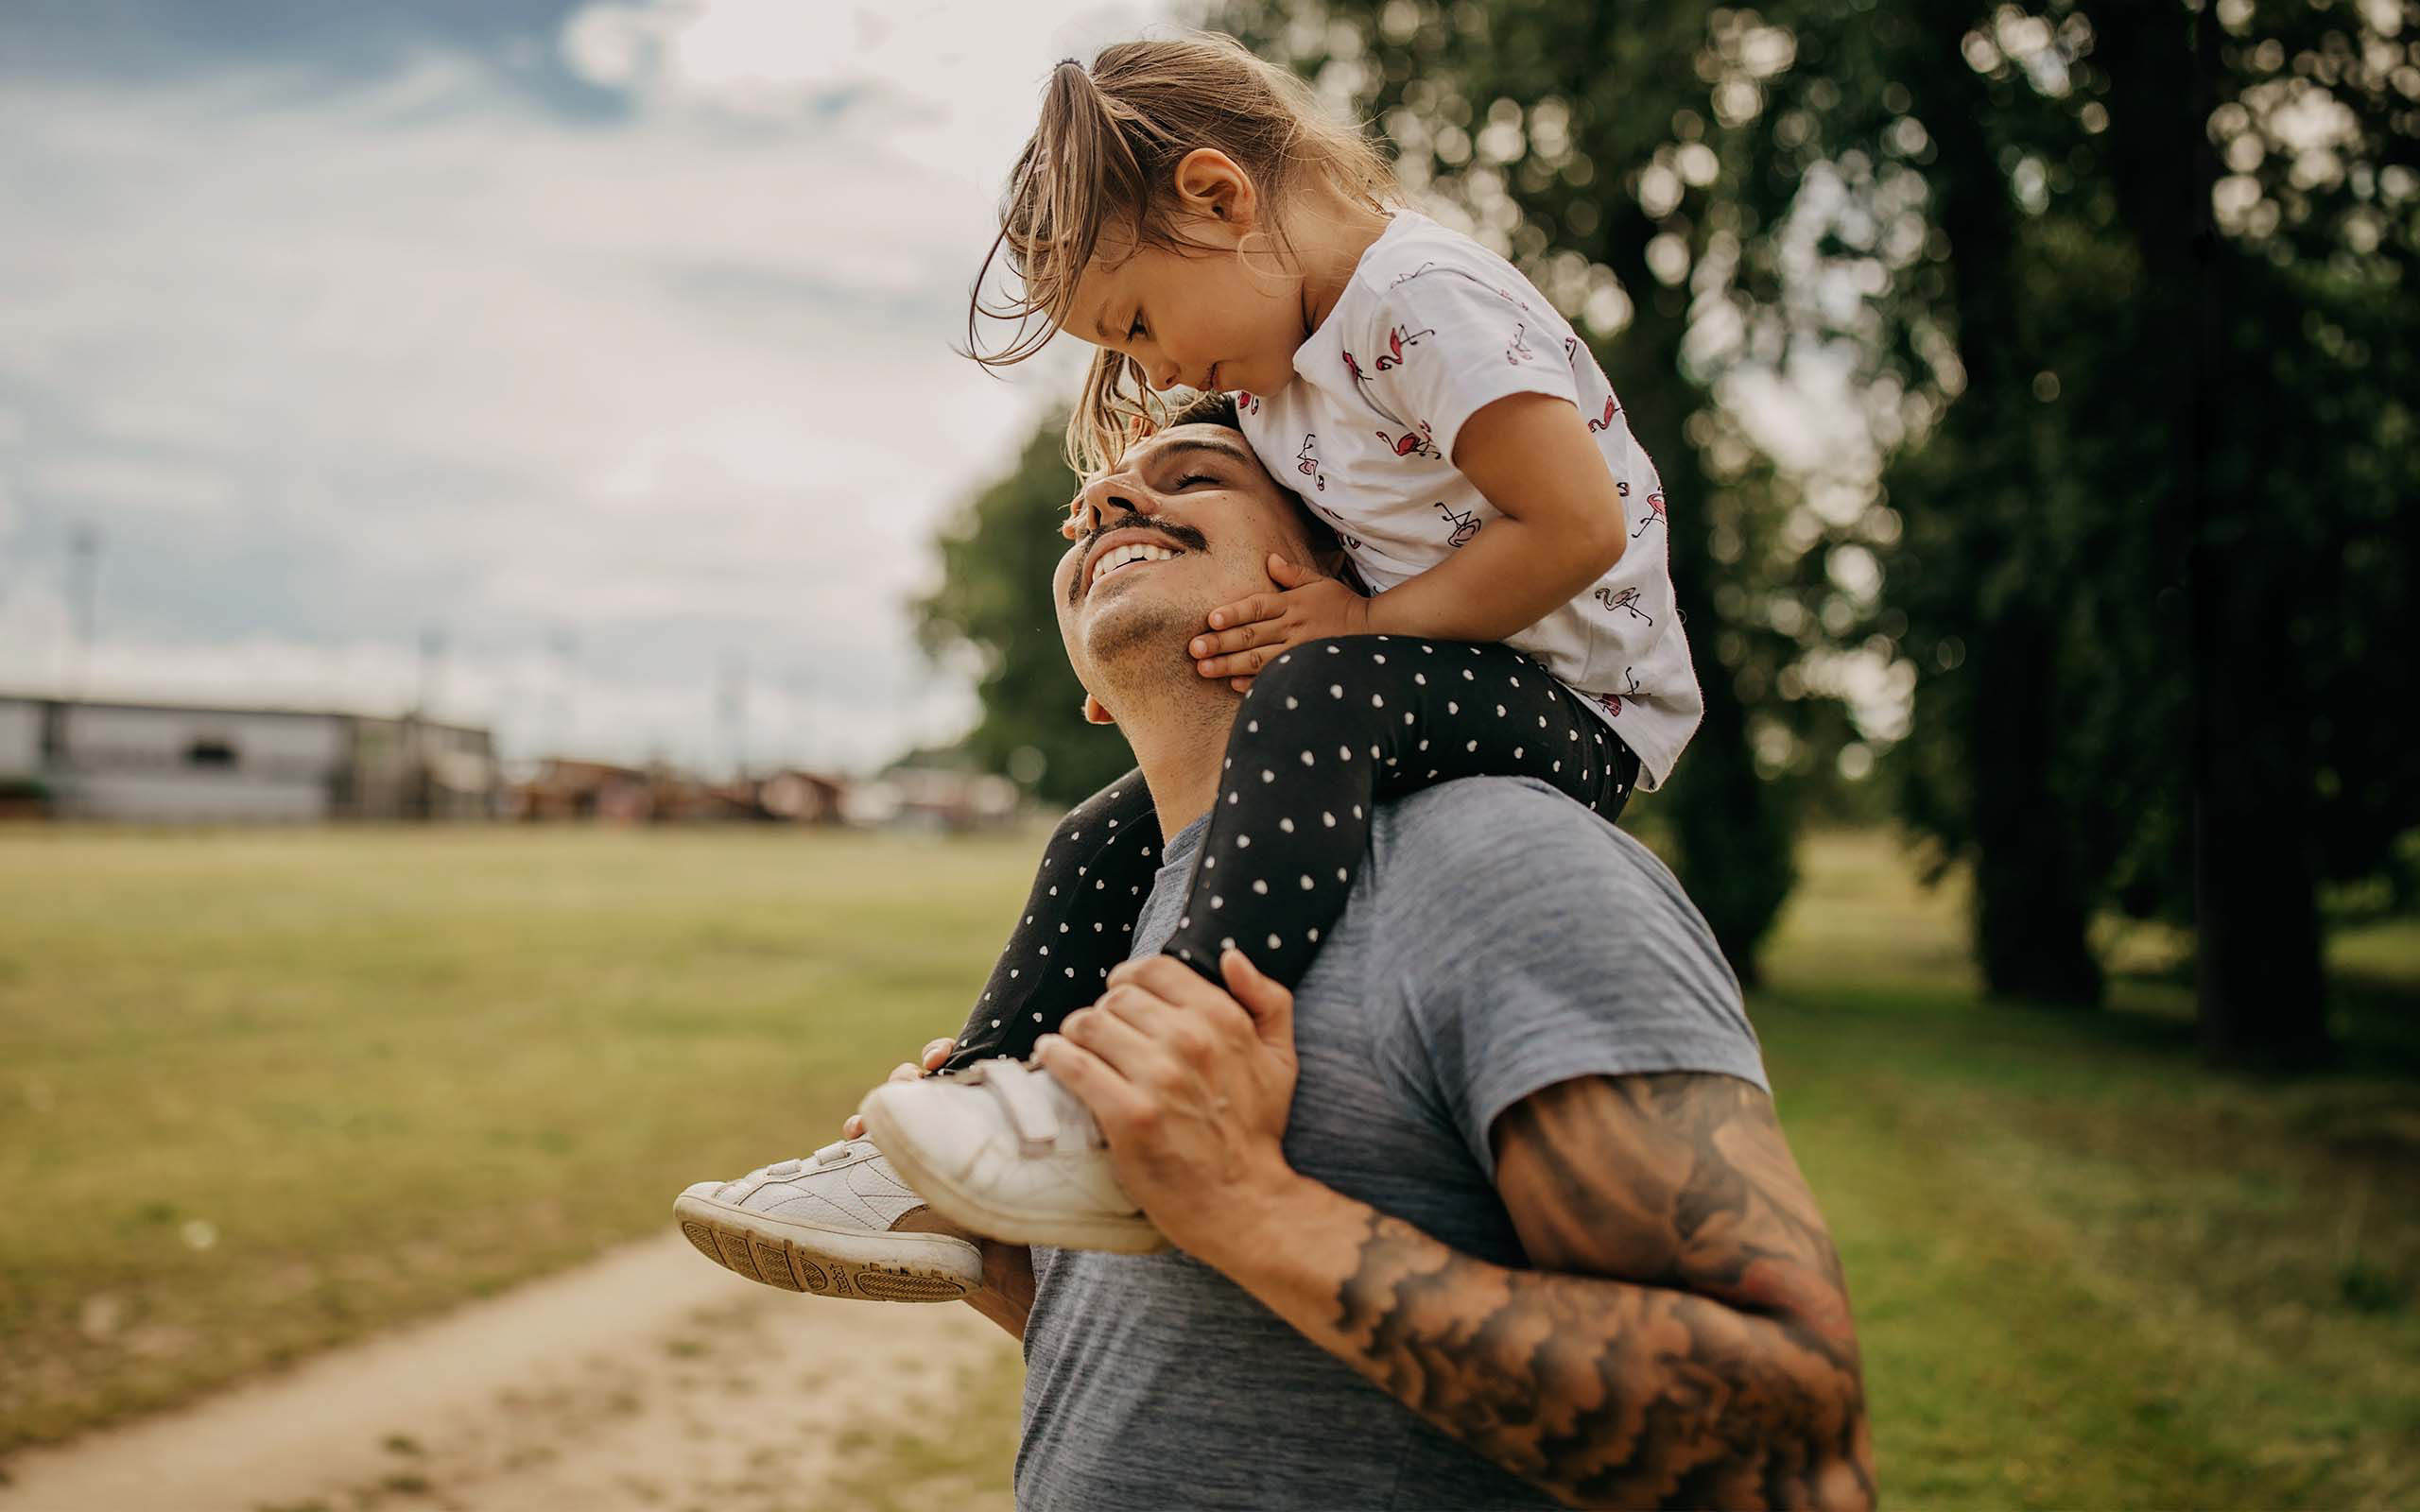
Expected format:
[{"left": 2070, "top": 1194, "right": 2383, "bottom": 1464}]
[
  {"left": 1171, "top": 147, "right": 1257, "bottom": 232},
  {"left": 1080, "top": 692, "right": 1117, "bottom": 726}
]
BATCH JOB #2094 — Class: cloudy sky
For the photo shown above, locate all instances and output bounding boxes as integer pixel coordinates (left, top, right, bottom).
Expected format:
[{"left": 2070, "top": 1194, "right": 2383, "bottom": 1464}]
[{"left": 0, "top": 0, "right": 1167, "bottom": 772}]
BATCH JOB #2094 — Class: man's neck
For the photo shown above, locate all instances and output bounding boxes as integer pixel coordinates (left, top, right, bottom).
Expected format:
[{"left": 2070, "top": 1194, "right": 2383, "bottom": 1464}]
[{"left": 1101, "top": 657, "right": 1240, "bottom": 843}]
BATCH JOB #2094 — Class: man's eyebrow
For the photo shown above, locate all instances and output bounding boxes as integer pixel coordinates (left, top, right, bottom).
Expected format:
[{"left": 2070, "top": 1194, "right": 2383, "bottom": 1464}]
[{"left": 1139, "top": 437, "right": 1254, "bottom": 473}]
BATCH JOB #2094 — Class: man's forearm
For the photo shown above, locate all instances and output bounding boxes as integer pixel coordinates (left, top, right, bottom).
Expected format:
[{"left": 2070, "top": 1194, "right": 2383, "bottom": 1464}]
[{"left": 1205, "top": 1173, "right": 1870, "bottom": 1510}]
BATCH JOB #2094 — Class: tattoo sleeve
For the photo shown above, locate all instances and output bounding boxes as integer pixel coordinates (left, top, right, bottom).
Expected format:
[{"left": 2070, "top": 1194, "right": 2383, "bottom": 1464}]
[{"left": 1222, "top": 1074, "right": 1874, "bottom": 1509}]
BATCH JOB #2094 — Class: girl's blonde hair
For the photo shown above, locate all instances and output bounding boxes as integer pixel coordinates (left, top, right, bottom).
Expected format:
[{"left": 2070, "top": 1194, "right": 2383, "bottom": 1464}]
[{"left": 965, "top": 33, "right": 1399, "bottom": 477}]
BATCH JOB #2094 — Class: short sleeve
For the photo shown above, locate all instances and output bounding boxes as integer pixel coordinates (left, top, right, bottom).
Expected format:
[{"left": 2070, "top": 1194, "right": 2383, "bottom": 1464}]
[
  {"left": 1374, "top": 781, "right": 1770, "bottom": 1181},
  {"left": 1353, "top": 264, "right": 1582, "bottom": 461}
]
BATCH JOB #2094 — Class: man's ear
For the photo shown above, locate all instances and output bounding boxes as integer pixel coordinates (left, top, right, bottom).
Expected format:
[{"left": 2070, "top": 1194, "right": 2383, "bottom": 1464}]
[
  {"left": 1080, "top": 691, "right": 1117, "bottom": 726},
  {"left": 1171, "top": 148, "right": 1257, "bottom": 232}
]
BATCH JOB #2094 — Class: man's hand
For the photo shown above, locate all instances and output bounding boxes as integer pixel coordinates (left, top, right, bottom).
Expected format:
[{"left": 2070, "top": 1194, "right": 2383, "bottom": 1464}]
[
  {"left": 1190, "top": 556, "right": 1373, "bottom": 689},
  {"left": 1033, "top": 951, "right": 1303, "bottom": 1258}
]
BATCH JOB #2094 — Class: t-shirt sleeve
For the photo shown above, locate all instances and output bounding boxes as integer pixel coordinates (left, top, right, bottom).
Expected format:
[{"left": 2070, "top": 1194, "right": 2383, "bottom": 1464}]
[
  {"left": 1378, "top": 781, "right": 1771, "bottom": 1182},
  {"left": 1351, "top": 262, "right": 1582, "bottom": 462}
]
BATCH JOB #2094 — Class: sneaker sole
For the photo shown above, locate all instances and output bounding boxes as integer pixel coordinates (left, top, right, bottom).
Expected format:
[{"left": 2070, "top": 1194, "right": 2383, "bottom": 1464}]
[
  {"left": 671, "top": 1192, "right": 979, "bottom": 1303},
  {"left": 858, "top": 1100, "right": 1173, "bottom": 1256}
]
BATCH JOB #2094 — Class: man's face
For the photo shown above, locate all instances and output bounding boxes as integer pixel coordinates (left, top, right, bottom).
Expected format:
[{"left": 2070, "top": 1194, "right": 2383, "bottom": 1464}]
[{"left": 1052, "top": 422, "right": 1319, "bottom": 699}]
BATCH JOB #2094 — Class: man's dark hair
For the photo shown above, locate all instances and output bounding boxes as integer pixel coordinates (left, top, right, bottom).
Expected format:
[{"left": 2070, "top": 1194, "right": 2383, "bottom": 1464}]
[{"left": 1164, "top": 390, "right": 1241, "bottom": 431}]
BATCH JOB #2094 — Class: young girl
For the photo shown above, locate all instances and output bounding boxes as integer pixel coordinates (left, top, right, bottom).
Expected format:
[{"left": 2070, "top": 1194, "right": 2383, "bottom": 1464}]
[{"left": 675, "top": 32, "right": 1701, "bottom": 1290}]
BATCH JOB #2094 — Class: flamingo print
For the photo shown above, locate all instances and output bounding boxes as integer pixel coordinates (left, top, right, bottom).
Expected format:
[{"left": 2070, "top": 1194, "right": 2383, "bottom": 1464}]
[
  {"left": 1433, "top": 500, "right": 1482, "bottom": 548},
  {"left": 1376, "top": 421, "right": 1439, "bottom": 461},
  {"left": 1373, "top": 324, "right": 1436, "bottom": 371},
  {"left": 1632, "top": 490, "right": 1667, "bottom": 538},
  {"left": 1596, "top": 667, "right": 1643, "bottom": 718},
  {"left": 1295, "top": 434, "right": 1326, "bottom": 492},
  {"left": 1594, "top": 586, "right": 1653, "bottom": 624}
]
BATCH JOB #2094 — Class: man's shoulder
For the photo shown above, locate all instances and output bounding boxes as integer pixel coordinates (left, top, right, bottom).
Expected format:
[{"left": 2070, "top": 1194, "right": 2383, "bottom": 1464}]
[{"left": 1370, "top": 777, "right": 1671, "bottom": 903}]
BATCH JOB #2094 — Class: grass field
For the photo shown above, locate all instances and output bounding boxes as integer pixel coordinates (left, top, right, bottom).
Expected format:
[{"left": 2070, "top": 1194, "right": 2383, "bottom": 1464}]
[{"left": 3, "top": 823, "right": 2416, "bottom": 1507}]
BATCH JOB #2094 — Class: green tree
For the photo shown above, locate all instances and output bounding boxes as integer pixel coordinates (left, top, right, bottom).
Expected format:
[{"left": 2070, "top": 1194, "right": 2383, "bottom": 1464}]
[
  {"left": 915, "top": 414, "right": 1140, "bottom": 807},
  {"left": 1691, "top": 0, "right": 2417, "bottom": 1055}
]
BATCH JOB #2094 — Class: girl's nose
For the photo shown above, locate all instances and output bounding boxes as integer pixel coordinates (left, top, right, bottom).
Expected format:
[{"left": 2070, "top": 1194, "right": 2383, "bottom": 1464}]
[{"left": 1146, "top": 359, "right": 1181, "bottom": 393}]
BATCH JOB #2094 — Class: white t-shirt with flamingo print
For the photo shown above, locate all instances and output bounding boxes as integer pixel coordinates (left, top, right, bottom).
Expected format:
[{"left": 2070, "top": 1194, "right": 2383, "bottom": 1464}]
[{"left": 1233, "top": 211, "right": 1702, "bottom": 789}]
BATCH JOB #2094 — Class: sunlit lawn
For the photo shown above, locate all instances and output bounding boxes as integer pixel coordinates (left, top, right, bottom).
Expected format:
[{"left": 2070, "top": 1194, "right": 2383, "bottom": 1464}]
[
  {"left": 0, "top": 825, "right": 1039, "bottom": 1457},
  {"left": 2, "top": 823, "right": 2414, "bottom": 1508}
]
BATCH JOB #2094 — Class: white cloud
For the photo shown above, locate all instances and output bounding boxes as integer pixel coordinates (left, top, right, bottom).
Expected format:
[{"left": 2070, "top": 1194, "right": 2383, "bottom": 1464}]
[{"left": 0, "top": 0, "right": 1165, "bottom": 772}]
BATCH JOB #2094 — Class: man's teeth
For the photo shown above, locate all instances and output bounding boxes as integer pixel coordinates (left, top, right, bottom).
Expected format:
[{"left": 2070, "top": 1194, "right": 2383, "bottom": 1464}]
[{"left": 1091, "top": 542, "right": 1180, "bottom": 585}]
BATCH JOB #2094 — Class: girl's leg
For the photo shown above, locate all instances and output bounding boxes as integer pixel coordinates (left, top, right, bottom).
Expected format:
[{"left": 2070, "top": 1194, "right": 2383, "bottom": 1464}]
[
  {"left": 940, "top": 769, "right": 1162, "bottom": 1074},
  {"left": 1159, "top": 637, "right": 1638, "bottom": 988}
]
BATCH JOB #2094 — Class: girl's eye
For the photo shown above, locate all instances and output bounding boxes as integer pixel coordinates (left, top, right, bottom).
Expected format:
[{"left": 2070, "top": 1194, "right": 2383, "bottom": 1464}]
[{"left": 1128, "top": 316, "right": 1146, "bottom": 341}]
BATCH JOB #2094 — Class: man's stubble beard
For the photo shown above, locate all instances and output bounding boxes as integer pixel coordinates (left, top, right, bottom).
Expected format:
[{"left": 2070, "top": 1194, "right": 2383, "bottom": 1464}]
[{"left": 1077, "top": 576, "right": 1236, "bottom": 728}]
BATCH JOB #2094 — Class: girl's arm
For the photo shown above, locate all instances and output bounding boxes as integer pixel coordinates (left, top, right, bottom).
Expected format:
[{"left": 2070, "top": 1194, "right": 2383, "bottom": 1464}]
[
  {"left": 1364, "top": 391, "right": 1628, "bottom": 640},
  {"left": 1192, "top": 392, "right": 1627, "bottom": 678}
]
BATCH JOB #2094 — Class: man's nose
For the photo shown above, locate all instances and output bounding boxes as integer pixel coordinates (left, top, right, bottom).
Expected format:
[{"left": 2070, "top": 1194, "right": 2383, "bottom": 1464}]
[{"left": 1079, "top": 472, "right": 1160, "bottom": 522}]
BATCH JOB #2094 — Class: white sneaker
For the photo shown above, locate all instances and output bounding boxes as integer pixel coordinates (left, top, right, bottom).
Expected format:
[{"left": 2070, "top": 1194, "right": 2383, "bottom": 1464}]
[
  {"left": 857, "top": 1059, "right": 1169, "bottom": 1255},
  {"left": 673, "top": 1139, "right": 983, "bottom": 1302}
]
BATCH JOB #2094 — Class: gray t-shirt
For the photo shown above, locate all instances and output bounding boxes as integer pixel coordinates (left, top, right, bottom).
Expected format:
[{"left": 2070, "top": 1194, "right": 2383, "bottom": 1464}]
[{"left": 1015, "top": 778, "right": 1769, "bottom": 1511}]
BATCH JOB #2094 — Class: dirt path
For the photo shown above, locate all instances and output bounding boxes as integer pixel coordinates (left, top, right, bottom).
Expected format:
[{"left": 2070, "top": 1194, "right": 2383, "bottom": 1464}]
[{"left": 0, "top": 1235, "right": 1018, "bottom": 1512}]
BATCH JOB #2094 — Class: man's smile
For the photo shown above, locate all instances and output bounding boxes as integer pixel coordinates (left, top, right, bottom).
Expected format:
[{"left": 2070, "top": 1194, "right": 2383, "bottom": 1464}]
[
  {"left": 1072, "top": 516, "right": 1209, "bottom": 604},
  {"left": 1090, "top": 540, "right": 1182, "bottom": 588}
]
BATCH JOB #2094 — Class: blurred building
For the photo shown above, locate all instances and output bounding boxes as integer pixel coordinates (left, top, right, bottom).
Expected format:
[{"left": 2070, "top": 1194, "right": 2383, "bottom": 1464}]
[
  {"left": 507, "top": 762, "right": 851, "bottom": 826},
  {"left": 510, "top": 758, "right": 655, "bottom": 822},
  {"left": 755, "top": 768, "right": 847, "bottom": 825},
  {"left": 851, "top": 765, "right": 1022, "bottom": 833},
  {"left": 0, "top": 694, "right": 497, "bottom": 822}
]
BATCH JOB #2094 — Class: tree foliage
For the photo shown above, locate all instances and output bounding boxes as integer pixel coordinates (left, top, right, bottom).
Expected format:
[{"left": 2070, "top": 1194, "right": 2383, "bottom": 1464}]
[{"left": 1712, "top": 0, "right": 2419, "bottom": 1057}]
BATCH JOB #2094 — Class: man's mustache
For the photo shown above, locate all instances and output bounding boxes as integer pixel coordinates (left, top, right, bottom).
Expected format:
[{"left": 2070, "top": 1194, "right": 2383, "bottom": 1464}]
[{"left": 1067, "top": 512, "right": 1210, "bottom": 604}]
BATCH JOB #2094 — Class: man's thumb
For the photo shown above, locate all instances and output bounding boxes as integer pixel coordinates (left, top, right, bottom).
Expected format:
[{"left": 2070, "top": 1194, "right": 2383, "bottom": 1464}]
[{"left": 1219, "top": 947, "right": 1294, "bottom": 1046}]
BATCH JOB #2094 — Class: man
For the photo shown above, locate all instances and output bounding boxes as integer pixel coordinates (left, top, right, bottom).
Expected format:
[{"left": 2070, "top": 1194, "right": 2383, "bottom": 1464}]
[
  {"left": 875, "top": 393, "right": 1874, "bottom": 1508},
  {"left": 683, "top": 394, "right": 1872, "bottom": 1506}
]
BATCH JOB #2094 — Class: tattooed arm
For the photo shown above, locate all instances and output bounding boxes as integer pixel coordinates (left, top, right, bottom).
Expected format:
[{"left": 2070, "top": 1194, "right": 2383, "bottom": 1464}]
[
  {"left": 1041, "top": 957, "right": 1875, "bottom": 1510},
  {"left": 1402, "top": 1074, "right": 1870, "bottom": 1506}
]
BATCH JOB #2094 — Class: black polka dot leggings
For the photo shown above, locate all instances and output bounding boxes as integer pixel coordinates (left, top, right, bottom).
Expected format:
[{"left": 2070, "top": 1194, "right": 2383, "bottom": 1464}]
[{"left": 940, "top": 637, "right": 1639, "bottom": 1073}]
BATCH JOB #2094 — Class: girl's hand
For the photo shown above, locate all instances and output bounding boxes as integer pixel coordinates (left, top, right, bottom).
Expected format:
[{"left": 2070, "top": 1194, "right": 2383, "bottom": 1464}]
[{"left": 1190, "top": 555, "right": 1373, "bottom": 687}]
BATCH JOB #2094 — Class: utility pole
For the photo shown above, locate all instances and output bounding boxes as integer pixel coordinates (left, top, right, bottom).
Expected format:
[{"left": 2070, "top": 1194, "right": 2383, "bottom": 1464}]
[
  {"left": 547, "top": 628, "right": 579, "bottom": 758},
  {"left": 65, "top": 524, "right": 101, "bottom": 696},
  {"left": 718, "top": 653, "right": 748, "bottom": 780},
  {"left": 416, "top": 624, "right": 448, "bottom": 718}
]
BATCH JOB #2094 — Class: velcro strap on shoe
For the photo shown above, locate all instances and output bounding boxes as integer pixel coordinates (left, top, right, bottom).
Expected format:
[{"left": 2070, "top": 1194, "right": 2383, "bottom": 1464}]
[{"left": 978, "top": 1060, "right": 1062, "bottom": 1158}]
